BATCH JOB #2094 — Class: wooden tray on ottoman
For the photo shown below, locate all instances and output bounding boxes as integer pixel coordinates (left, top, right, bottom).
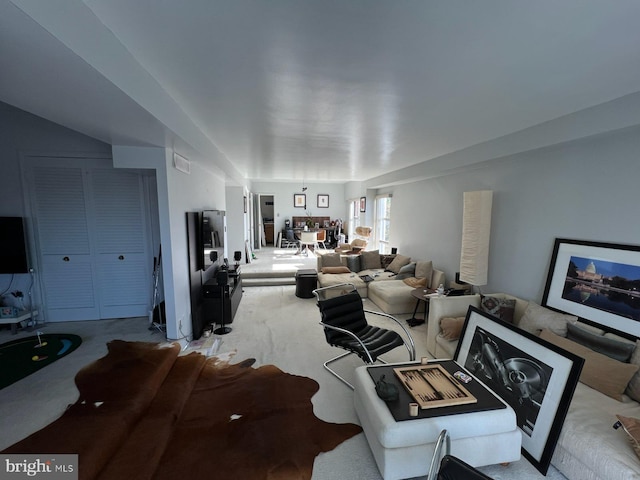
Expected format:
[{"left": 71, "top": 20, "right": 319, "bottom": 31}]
[{"left": 394, "top": 364, "right": 477, "bottom": 410}]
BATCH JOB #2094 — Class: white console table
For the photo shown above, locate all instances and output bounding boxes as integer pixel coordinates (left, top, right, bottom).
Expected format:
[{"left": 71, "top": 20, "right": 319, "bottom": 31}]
[{"left": 0, "top": 310, "right": 38, "bottom": 334}]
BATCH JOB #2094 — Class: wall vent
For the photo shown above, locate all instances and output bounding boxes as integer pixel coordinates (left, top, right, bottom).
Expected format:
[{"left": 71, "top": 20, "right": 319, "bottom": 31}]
[{"left": 173, "top": 153, "right": 191, "bottom": 174}]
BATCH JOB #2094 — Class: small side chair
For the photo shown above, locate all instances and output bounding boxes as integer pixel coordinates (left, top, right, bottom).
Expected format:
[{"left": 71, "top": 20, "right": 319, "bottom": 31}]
[
  {"left": 427, "top": 430, "right": 494, "bottom": 480},
  {"left": 313, "top": 283, "right": 415, "bottom": 389},
  {"left": 281, "top": 228, "right": 299, "bottom": 249}
]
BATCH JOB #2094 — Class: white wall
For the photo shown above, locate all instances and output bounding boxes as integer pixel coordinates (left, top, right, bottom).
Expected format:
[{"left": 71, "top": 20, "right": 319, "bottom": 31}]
[
  {"left": 250, "top": 181, "right": 348, "bottom": 233},
  {"left": 165, "top": 157, "right": 226, "bottom": 340},
  {"left": 384, "top": 126, "right": 640, "bottom": 302},
  {"left": 225, "top": 186, "right": 246, "bottom": 262}
]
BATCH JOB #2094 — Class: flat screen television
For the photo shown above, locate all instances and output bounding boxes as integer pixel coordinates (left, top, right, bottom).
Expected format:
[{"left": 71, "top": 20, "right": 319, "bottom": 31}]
[
  {"left": 201, "top": 210, "right": 225, "bottom": 272},
  {"left": 0, "top": 217, "right": 29, "bottom": 274}
]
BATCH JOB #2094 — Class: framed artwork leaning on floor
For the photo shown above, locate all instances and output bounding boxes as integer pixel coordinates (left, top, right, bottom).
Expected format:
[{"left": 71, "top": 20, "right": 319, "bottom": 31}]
[{"left": 454, "top": 307, "right": 584, "bottom": 475}]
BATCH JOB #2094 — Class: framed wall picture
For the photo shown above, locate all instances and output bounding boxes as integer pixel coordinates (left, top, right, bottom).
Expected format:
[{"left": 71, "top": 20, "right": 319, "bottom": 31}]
[
  {"left": 359, "top": 196, "right": 366, "bottom": 212},
  {"left": 454, "top": 307, "right": 584, "bottom": 475},
  {"left": 294, "top": 194, "right": 306, "bottom": 208},
  {"left": 317, "top": 194, "right": 329, "bottom": 208},
  {"left": 542, "top": 238, "right": 640, "bottom": 337}
]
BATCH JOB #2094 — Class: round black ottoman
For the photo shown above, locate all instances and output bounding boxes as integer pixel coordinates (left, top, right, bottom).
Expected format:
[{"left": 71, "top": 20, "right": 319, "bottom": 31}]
[{"left": 295, "top": 269, "right": 318, "bottom": 298}]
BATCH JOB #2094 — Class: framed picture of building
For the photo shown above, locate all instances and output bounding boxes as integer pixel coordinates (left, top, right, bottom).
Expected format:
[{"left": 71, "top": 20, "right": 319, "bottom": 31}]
[{"left": 542, "top": 238, "right": 640, "bottom": 337}]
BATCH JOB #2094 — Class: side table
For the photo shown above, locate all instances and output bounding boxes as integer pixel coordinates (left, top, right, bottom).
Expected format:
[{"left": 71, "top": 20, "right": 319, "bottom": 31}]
[
  {"left": 295, "top": 269, "right": 318, "bottom": 298},
  {"left": 0, "top": 309, "right": 38, "bottom": 334},
  {"left": 407, "top": 288, "right": 438, "bottom": 327}
]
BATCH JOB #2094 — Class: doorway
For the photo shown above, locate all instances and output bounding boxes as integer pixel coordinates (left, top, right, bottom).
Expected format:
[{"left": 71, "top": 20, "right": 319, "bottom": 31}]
[{"left": 258, "top": 194, "right": 275, "bottom": 247}]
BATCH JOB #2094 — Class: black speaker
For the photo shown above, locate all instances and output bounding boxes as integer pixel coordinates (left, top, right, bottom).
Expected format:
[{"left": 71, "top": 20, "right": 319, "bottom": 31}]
[
  {"left": 216, "top": 269, "right": 229, "bottom": 285},
  {"left": 391, "top": 247, "right": 398, "bottom": 254}
]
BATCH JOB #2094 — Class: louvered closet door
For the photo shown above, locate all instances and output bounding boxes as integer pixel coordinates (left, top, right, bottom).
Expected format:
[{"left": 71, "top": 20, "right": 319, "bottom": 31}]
[
  {"left": 90, "top": 169, "right": 150, "bottom": 319},
  {"left": 31, "top": 163, "right": 152, "bottom": 322},
  {"left": 34, "top": 166, "right": 100, "bottom": 321}
]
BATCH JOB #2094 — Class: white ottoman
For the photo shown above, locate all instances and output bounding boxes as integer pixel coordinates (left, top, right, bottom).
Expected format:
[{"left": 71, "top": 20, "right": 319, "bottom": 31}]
[{"left": 354, "top": 364, "right": 522, "bottom": 480}]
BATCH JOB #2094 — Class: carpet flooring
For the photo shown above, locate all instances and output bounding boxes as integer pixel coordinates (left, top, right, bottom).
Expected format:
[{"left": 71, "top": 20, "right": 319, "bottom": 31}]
[{"left": 0, "top": 253, "right": 569, "bottom": 479}]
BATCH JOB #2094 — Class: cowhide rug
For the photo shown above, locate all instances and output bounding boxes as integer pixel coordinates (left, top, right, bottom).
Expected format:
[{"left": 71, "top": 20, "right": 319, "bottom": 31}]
[{"left": 3, "top": 341, "right": 362, "bottom": 480}]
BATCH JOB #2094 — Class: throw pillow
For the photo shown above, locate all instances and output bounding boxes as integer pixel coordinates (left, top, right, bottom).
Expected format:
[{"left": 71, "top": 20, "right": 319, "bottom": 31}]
[
  {"left": 575, "top": 321, "right": 605, "bottom": 335},
  {"left": 345, "top": 255, "right": 361, "bottom": 273},
  {"left": 320, "top": 266, "right": 351, "bottom": 274},
  {"left": 396, "top": 262, "right": 416, "bottom": 280},
  {"left": 518, "top": 302, "right": 576, "bottom": 337},
  {"left": 403, "top": 277, "right": 427, "bottom": 288},
  {"left": 625, "top": 340, "right": 640, "bottom": 403},
  {"left": 615, "top": 415, "right": 640, "bottom": 460},
  {"left": 381, "top": 254, "right": 396, "bottom": 269},
  {"left": 321, "top": 253, "right": 343, "bottom": 268},
  {"left": 539, "top": 329, "right": 639, "bottom": 401},
  {"left": 386, "top": 254, "right": 411, "bottom": 274},
  {"left": 566, "top": 322, "right": 636, "bottom": 363},
  {"left": 479, "top": 295, "right": 516, "bottom": 324},
  {"left": 361, "top": 250, "right": 382, "bottom": 270},
  {"left": 440, "top": 316, "right": 466, "bottom": 341},
  {"left": 415, "top": 260, "right": 433, "bottom": 279}
]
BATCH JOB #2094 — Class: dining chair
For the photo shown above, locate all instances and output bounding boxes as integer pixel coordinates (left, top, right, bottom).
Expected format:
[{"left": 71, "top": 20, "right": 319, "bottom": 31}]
[
  {"left": 300, "top": 231, "right": 318, "bottom": 256},
  {"left": 316, "top": 229, "right": 327, "bottom": 249}
]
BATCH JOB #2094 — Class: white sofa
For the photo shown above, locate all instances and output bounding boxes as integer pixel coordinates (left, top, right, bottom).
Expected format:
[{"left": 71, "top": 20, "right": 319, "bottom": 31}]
[
  {"left": 426, "top": 293, "right": 640, "bottom": 480},
  {"left": 315, "top": 252, "right": 445, "bottom": 314}
]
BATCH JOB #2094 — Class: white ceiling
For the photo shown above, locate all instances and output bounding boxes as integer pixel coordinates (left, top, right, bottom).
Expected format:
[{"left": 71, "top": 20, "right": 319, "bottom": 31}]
[{"left": 2, "top": 0, "right": 640, "bottom": 185}]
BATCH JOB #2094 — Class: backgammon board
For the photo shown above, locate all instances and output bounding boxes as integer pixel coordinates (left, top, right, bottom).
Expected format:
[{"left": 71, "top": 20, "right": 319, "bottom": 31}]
[{"left": 394, "top": 363, "right": 477, "bottom": 410}]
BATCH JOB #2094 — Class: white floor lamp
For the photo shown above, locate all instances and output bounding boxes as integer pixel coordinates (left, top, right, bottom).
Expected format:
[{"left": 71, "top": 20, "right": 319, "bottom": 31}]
[{"left": 459, "top": 190, "right": 493, "bottom": 292}]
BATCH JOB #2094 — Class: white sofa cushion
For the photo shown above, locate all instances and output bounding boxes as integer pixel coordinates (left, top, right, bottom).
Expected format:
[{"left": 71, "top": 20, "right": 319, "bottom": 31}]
[
  {"left": 361, "top": 250, "right": 382, "bottom": 270},
  {"left": 553, "top": 382, "right": 640, "bottom": 480},
  {"left": 367, "top": 281, "right": 416, "bottom": 315},
  {"left": 415, "top": 260, "right": 433, "bottom": 281},
  {"left": 518, "top": 302, "right": 576, "bottom": 336},
  {"left": 386, "top": 254, "right": 411, "bottom": 273},
  {"left": 316, "top": 273, "right": 368, "bottom": 298},
  {"left": 320, "top": 252, "right": 343, "bottom": 267}
]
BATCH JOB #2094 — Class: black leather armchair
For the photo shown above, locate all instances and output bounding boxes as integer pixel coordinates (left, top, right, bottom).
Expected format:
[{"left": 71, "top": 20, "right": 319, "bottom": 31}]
[{"left": 313, "top": 283, "right": 415, "bottom": 389}]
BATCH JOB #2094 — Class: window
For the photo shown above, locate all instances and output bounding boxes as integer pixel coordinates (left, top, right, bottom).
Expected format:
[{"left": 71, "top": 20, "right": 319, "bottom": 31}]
[
  {"left": 375, "top": 195, "right": 392, "bottom": 253},
  {"left": 347, "top": 198, "right": 360, "bottom": 241}
]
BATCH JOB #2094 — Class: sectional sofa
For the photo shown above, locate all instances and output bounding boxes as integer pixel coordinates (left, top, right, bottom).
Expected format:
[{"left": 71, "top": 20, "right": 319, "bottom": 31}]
[
  {"left": 315, "top": 251, "right": 445, "bottom": 314},
  {"left": 426, "top": 293, "right": 640, "bottom": 480}
]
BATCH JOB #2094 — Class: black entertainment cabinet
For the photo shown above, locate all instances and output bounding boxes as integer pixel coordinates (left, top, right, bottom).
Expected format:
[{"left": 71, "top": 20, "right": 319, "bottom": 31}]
[
  {"left": 202, "top": 267, "right": 242, "bottom": 334},
  {"left": 186, "top": 211, "right": 243, "bottom": 339}
]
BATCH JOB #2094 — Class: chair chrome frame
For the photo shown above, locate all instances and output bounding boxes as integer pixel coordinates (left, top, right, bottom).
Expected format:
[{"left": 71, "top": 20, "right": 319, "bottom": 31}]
[
  {"left": 313, "top": 283, "right": 416, "bottom": 389},
  {"left": 427, "top": 429, "right": 495, "bottom": 480},
  {"left": 427, "top": 430, "right": 451, "bottom": 480}
]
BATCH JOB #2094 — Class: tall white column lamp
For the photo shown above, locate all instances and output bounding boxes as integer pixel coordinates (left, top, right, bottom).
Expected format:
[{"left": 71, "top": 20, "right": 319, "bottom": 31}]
[{"left": 459, "top": 190, "right": 493, "bottom": 291}]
